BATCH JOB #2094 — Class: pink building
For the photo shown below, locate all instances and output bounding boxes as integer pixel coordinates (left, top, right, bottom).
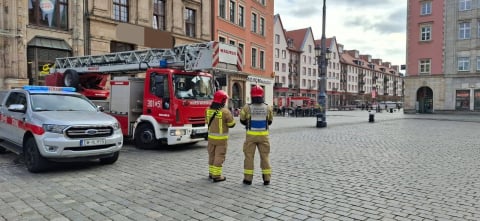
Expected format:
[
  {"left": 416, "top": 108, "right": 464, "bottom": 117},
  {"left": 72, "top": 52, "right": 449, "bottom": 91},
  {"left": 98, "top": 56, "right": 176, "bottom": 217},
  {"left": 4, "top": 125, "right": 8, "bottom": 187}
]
[{"left": 406, "top": 0, "right": 480, "bottom": 113}]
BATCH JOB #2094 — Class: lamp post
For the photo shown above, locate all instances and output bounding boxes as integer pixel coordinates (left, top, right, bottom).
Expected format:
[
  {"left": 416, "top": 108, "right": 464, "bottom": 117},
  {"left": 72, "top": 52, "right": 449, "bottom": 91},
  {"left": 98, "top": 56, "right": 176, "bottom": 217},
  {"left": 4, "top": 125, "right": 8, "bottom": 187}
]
[{"left": 315, "top": 0, "right": 330, "bottom": 128}]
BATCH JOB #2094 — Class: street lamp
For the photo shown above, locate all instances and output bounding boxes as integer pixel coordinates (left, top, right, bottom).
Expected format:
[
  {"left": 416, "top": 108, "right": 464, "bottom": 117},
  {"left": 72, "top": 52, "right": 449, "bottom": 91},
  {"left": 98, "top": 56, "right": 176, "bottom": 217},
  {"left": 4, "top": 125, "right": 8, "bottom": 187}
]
[{"left": 315, "top": 0, "right": 331, "bottom": 128}]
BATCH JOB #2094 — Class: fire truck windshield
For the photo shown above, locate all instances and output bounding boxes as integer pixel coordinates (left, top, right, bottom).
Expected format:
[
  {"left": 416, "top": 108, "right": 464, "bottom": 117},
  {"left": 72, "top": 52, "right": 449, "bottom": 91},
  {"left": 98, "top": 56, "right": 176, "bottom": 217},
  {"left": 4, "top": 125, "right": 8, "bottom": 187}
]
[{"left": 173, "top": 75, "right": 213, "bottom": 100}]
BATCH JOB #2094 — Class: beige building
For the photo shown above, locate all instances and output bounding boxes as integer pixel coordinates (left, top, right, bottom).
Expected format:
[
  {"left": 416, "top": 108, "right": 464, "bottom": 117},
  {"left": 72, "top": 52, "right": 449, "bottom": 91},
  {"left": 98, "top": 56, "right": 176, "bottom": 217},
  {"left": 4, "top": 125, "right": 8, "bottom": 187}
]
[{"left": 0, "top": 0, "right": 212, "bottom": 89}]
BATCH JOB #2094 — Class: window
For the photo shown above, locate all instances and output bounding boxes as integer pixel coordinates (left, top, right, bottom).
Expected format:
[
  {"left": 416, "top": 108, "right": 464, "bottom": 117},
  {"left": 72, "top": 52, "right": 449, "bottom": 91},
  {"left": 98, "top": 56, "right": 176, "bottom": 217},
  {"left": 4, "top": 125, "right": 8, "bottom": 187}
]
[
  {"left": 111, "top": 41, "right": 135, "bottom": 52},
  {"left": 476, "top": 56, "right": 480, "bottom": 71},
  {"left": 458, "top": 57, "right": 470, "bottom": 71},
  {"left": 113, "top": 0, "right": 129, "bottom": 22},
  {"left": 153, "top": 0, "right": 165, "bottom": 30},
  {"left": 275, "top": 34, "right": 280, "bottom": 44},
  {"left": 260, "top": 51, "right": 265, "bottom": 69},
  {"left": 419, "top": 59, "right": 431, "bottom": 74},
  {"left": 282, "top": 50, "right": 286, "bottom": 59},
  {"left": 302, "top": 67, "right": 306, "bottom": 75},
  {"left": 219, "top": 37, "right": 226, "bottom": 43},
  {"left": 308, "top": 45, "right": 312, "bottom": 53},
  {"left": 459, "top": 22, "right": 471, "bottom": 39},
  {"left": 229, "top": 1, "right": 235, "bottom": 23},
  {"left": 275, "top": 49, "right": 279, "bottom": 58},
  {"left": 229, "top": 40, "right": 235, "bottom": 45},
  {"left": 421, "top": 1, "right": 432, "bottom": 15},
  {"left": 459, "top": 0, "right": 472, "bottom": 11},
  {"left": 238, "top": 5, "right": 244, "bottom": 27},
  {"left": 275, "top": 62, "right": 279, "bottom": 71},
  {"left": 251, "top": 13, "right": 257, "bottom": 33},
  {"left": 251, "top": 48, "right": 257, "bottom": 67},
  {"left": 260, "top": 17, "right": 265, "bottom": 36},
  {"left": 219, "top": 0, "right": 226, "bottom": 18},
  {"left": 28, "top": 0, "right": 69, "bottom": 30},
  {"left": 420, "top": 24, "right": 432, "bottom": 41},
  {"left": 185, "top": 8, "right": 196, "bottom": 38},
  {"left": 282, "top": 63, "right": 286, "bottom": 72}
]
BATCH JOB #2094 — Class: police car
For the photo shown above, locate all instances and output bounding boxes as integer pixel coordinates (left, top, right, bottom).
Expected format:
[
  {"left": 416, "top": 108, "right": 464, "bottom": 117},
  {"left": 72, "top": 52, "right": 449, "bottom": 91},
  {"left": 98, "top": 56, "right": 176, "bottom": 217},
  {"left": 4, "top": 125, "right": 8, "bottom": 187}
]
[{"left": 0, "top": 86, "right": 123, "bottom": 172}]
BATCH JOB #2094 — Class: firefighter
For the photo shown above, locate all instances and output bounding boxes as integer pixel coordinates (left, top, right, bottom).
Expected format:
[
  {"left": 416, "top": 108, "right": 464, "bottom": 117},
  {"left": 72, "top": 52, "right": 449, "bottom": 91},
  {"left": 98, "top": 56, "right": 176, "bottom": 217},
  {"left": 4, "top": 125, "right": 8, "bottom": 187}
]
[
  {"left": 240, "top": 85, "right": 274, "bottom": 185},
  {"left": 205, "top": 90, "right": 236, "bottom": 182}
]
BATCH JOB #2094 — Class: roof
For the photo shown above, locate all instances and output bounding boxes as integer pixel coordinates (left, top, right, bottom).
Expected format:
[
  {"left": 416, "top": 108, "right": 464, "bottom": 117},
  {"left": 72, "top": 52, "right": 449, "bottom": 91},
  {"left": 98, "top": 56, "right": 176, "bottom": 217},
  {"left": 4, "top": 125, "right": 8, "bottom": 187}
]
[{"left": 286, "top": 28, "right": 309, "bottom": 52}]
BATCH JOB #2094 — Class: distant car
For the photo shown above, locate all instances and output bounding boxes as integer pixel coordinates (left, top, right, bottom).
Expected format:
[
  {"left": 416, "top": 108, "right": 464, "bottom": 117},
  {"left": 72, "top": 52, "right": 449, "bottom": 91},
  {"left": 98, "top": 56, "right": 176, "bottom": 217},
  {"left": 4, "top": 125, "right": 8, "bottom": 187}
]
[{"left": 0, "top": 86, "right": 123, "bottom": 172}]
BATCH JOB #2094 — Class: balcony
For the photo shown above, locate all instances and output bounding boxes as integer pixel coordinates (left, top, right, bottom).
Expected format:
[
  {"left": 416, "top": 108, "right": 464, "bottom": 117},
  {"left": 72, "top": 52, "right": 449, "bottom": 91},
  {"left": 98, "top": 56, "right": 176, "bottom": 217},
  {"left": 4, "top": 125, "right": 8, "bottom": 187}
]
[{"left": 274, "top": 83, "right": 283, "bottom": 88}]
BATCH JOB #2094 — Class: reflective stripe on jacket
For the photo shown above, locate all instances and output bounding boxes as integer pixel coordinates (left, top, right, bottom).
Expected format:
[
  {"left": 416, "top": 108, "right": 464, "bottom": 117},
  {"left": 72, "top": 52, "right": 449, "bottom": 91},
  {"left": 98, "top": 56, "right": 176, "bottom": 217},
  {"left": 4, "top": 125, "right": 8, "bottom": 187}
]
[{"left": 206, "top": 107, "right": 235, "bottom": 140}]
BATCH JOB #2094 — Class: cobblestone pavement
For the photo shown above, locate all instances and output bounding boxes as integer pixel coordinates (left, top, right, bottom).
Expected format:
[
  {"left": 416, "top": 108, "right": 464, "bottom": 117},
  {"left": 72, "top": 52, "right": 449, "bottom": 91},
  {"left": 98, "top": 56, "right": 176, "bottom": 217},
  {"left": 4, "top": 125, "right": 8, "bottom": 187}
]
[{"left": 1, "top": 111, "right": 480, "bottom": 220}]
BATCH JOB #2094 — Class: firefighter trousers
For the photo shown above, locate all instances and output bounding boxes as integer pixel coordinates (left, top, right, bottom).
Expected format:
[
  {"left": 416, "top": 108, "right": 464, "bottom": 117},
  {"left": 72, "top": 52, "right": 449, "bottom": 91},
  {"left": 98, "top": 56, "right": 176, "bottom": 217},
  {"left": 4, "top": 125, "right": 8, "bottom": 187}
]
[
  {"left": 243, "top": 134, "right": 271, "bottom": 182},
  {"left": 207, "top": 139, "right": 228, "bottom": 179}
]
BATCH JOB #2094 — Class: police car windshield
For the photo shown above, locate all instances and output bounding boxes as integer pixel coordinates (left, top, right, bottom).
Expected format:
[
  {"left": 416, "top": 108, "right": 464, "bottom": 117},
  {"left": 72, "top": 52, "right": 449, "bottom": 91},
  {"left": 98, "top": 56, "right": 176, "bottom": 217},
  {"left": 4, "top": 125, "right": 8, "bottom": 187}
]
[
  {"left": 173, "top": 75, "right": 214, "bottom": 100},
  {"left": 30, "top": 94, "right": 97, "bottom": 112}
]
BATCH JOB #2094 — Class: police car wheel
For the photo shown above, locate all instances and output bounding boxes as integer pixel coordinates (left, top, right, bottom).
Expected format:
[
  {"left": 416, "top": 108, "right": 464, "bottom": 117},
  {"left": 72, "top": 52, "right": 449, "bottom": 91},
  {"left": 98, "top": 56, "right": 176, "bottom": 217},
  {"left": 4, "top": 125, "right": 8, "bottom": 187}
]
[
  {"left": 24, "top": 137, "right": 49, "bottom": 173},
  {"left": 99, "top": 151, "right": 119, "bottom": 165},
  {"left": 134, "top": 123, "right": 159, "bottom": 149}
]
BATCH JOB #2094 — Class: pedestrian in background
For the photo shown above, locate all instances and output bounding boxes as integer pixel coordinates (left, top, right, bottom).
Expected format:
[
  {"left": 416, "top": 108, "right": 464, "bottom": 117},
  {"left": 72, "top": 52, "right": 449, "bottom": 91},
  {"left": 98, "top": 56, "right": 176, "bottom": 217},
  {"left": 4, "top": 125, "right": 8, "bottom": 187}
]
[
  {"left": 240, "top": 85, "right": 274, "bottom": 185},
  {"left": 205, "top": 90, "right": 236, "bottom": 182}
]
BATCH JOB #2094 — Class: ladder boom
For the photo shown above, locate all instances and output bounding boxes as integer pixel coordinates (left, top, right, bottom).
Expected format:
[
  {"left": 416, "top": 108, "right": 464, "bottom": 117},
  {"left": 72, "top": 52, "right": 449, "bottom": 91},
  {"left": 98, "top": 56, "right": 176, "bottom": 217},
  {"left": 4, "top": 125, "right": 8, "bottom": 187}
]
[{"left": 50, "top": 41, "right": 242, "bottom": 74}]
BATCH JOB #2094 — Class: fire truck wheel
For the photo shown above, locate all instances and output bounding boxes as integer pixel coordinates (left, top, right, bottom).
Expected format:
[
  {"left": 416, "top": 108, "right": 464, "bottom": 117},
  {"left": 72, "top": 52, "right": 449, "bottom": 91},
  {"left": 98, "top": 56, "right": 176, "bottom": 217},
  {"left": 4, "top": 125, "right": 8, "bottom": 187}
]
[
  {"left": 63, "top": 69, "right": 80, "bottom": 88},
  {"left": 134, "top": 123, "right": 159, "bottom": 149},
  {"left": 99, "top": 151, "right": 119, "bottom": 165},
  {"left": 0, "top": 146, "right": 7, "bottom": 154},
  {"left": 24, "top": 137, "right": 49, "bottom": 173}
]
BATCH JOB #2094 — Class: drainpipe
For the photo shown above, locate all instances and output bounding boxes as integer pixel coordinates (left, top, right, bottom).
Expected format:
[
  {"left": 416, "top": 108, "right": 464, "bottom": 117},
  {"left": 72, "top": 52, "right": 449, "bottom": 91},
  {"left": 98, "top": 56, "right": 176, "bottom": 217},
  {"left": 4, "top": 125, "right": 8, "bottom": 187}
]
[{"left": 84, "top": 0, "right": 90, "bottom": 55}]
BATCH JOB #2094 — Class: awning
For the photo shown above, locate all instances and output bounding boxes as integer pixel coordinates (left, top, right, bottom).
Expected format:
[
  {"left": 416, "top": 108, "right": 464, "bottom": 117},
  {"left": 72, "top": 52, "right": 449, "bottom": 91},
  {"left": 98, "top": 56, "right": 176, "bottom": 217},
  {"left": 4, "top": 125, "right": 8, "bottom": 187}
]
[{"left": 27, "top": 36, "right": 72, "bottom": 51}]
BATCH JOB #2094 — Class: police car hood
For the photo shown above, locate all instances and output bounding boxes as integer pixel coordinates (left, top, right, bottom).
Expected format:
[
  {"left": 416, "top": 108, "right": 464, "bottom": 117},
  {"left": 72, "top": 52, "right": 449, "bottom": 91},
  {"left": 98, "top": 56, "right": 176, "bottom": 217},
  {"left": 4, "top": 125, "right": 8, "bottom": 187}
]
[{"left": 33, "top": 111, "right": 117, "bottom": 125}]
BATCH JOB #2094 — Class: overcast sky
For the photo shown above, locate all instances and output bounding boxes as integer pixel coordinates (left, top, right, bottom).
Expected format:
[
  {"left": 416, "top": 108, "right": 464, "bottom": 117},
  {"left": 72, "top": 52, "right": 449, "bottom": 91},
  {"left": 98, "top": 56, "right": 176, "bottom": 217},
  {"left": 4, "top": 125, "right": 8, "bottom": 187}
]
[{"left": 275, "top": 0, "right": 407, "bottom": 69}]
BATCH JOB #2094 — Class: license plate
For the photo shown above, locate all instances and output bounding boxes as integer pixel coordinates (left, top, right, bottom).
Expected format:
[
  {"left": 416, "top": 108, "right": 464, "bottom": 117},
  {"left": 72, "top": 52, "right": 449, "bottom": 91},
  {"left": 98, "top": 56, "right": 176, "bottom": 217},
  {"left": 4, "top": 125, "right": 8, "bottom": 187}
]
[
  {"left": 80, "top": 139, "right": 106, "bottom": 146},
  {"left": 194, "top": 128, "right": 208, "bottom": 134}
]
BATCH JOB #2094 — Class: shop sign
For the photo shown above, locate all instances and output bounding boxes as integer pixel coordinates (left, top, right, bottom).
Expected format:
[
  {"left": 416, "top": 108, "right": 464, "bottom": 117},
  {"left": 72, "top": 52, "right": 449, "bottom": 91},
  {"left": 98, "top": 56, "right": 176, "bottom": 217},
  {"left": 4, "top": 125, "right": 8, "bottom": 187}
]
[{"left": 247, "top": 76, "right": 272, "bottom": 84}]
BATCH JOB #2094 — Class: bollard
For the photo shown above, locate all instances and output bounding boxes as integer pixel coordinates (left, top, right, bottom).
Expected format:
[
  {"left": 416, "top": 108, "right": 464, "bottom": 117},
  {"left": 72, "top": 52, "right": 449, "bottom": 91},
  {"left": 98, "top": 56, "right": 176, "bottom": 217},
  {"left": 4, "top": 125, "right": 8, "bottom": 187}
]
[{"left": 368, "top": 111, "right": 375, "bottom": 123}]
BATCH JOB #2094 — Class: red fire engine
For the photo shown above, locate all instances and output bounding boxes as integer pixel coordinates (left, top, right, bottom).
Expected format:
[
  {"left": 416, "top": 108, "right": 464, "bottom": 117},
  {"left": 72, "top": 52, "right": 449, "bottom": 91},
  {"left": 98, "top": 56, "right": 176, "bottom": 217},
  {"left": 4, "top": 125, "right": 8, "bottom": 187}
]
[{"left": 45, "top": 41, "right": 243, "bottom": 148}]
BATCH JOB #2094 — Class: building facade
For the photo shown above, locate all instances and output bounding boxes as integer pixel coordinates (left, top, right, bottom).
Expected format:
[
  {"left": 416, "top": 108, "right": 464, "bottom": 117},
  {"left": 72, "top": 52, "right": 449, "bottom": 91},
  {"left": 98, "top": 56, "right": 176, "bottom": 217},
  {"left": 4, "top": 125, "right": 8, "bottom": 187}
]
[
  {"left": 406, "top": 0, "right": 480, "bottom": 113},
  {"left": 0, "top": 0, "right": 212, "bottom": 89},
  {"left": 213, "top": 0, "right": 274, "bottom": 109},
  {"left": 273, "top": 14, "right": 403, "bottom": 111}
]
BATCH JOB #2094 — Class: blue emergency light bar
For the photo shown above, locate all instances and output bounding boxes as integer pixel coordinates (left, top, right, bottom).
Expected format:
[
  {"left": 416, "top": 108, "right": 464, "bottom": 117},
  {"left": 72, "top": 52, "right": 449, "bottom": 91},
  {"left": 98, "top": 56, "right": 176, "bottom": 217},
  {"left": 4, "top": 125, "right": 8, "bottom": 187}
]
[{"left": 23, "top": 85, "right": 76, "bottom": 92}]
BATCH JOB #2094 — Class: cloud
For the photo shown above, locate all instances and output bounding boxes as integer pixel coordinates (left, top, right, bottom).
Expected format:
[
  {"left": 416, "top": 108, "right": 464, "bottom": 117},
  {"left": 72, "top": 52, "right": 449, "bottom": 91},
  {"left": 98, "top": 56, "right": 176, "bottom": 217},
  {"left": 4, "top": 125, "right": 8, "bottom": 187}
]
[
  {"left": 343, "top": 8, "right": 406, "bottom": 34},
  {"left": 275, "top": 0, "right": 407, "bottom": 66}
]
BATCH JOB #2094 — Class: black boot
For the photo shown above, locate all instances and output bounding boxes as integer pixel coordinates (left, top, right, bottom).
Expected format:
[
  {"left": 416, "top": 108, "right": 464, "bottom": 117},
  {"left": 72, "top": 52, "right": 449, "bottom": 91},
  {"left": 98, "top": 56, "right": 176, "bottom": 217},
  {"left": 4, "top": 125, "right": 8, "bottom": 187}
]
[
  {"left": 262, "top": 175, "right": 270, "bottom": 185},
  {"left": 242, "top": 179, "right": 252, "bottom": 185}
]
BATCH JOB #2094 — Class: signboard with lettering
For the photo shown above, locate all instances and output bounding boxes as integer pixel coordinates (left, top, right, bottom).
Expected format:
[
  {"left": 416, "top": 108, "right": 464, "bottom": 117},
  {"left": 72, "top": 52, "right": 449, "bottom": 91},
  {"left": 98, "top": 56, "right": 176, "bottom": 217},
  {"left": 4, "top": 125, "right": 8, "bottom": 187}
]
[{"left": 218, "top": 43, "right": 238, "bottom": 65}]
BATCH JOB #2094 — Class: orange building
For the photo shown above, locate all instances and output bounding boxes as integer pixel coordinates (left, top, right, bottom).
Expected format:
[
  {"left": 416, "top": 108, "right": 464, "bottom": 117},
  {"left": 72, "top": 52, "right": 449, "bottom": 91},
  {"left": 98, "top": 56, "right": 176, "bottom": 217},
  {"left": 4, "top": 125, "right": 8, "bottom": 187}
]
[{"left": 213, "top": 0, "right": 274, "bottom": 109}]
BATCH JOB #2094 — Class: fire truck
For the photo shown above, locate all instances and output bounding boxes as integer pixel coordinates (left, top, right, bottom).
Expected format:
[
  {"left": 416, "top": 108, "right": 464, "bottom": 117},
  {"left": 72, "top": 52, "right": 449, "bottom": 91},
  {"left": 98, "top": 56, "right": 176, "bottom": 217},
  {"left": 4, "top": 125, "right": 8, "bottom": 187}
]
[{"left": 45, "top": 41, "right": 242, "bottom": 149}]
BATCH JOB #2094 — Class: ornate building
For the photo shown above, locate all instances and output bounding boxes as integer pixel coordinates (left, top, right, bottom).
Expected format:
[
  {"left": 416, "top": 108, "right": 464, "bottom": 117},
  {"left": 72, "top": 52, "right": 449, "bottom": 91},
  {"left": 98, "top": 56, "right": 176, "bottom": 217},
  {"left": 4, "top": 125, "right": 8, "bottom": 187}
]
[{"left": 0, "top": 0, "right": 212, "bottom": 89}]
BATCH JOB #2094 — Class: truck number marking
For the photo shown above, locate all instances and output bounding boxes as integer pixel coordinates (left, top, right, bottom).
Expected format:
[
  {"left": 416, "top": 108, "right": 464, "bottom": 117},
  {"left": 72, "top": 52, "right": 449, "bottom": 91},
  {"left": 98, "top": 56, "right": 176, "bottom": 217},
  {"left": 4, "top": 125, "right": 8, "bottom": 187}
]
[{"left": 146, "top": 99, "right": 162, "bottom": 108}]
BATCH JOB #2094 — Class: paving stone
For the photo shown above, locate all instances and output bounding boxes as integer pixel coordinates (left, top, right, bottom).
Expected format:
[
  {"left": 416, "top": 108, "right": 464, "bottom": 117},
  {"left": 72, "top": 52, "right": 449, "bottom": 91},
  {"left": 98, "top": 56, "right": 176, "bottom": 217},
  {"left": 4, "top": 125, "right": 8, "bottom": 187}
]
[{"left": 0, "top": 113, "right": 479, "bottom": 220}]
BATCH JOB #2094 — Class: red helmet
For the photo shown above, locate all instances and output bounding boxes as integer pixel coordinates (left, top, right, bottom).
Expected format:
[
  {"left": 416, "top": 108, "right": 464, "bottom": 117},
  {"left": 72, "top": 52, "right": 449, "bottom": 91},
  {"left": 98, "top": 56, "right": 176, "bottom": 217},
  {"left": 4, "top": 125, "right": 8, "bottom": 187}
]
[
  {"left": 251, "top": 85, "right": 264, "bottom": 98},
  {"left": 213, "top": 90, "right": 228, "bottom": 104}
]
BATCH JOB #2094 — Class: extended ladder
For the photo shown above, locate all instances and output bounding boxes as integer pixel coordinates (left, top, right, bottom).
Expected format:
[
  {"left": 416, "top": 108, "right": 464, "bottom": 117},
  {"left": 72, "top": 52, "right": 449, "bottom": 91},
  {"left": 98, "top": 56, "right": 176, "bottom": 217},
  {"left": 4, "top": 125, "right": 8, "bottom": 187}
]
[{"left": 51, "top": 41, "right": 241, "bottom": 74}]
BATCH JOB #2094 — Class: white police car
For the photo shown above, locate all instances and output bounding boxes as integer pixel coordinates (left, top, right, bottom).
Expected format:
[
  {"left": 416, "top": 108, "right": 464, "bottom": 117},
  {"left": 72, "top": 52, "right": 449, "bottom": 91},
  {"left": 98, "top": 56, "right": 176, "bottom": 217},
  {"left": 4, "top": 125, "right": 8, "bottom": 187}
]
[{"left": 0, "top": 86, "right": 123, "bottom": 172}]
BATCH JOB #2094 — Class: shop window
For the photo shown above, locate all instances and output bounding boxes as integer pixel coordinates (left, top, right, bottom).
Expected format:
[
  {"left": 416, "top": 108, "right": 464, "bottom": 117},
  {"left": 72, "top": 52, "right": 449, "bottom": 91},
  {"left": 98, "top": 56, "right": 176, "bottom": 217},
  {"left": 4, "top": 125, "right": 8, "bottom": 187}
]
[
  {"left": 474, "top": 89, "right": 480, "bottom": 110},
  {"left": 455, "top": 90, "right": 470, "bottom": 110}
]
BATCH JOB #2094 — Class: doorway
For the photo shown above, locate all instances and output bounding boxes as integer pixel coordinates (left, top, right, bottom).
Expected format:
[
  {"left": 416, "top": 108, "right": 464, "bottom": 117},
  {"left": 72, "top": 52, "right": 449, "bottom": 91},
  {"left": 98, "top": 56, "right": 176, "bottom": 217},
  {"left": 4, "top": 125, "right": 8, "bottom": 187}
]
[
  {"left": 231, "top": 82, "right": 242, "bottom": 109},
  {"left": 416, "top": 86, "right": 433, "bottom": 113}
]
